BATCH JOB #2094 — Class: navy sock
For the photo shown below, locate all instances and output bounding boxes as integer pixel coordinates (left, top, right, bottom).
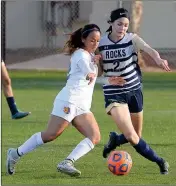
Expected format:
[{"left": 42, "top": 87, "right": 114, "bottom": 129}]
[
  {"left": 116, "top": 134, "right": 128, "bottom": 146},
  {"left": 133, "top": 138, "right": 163, "bottom": 164},
  {"left": 6, "top": 97, "right": 18, "bottom": 115}
]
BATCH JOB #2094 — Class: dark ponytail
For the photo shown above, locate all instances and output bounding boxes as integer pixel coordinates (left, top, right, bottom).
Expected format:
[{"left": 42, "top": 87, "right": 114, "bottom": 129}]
[
  {"left": 63, "top": 28, "right": 83, "bottom": 55},
  {"left": 106, "top": 26, "right": 112, "bottom": 33},
  {"left": 64, "top": 24, "right": 101, "bottom": 55}
]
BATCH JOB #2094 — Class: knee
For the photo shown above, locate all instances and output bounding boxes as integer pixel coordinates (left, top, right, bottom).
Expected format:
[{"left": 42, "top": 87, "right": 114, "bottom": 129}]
[
  {"left": 2, "top": 76, "right": 11, "bottom": 87},
  {"left": 124, "top": 132, "right": 139, "bottom": 145},
  {"left": 41, "top": 130, "right": 62, "bottom": 143}
]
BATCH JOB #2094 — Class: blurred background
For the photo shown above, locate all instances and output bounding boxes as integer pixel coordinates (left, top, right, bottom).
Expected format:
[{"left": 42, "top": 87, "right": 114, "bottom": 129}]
[{"left": 1, "top": 0, "right": 176, "bottom": 70}]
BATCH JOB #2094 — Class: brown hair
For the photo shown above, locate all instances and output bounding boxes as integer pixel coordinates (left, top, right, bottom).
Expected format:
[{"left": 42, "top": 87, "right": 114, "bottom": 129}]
[{"left": 64, "top": 24, "right": 101, "bottom": 55}]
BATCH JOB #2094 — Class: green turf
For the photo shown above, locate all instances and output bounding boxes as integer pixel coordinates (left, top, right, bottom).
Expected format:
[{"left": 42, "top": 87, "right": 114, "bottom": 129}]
[{"left": 1, "top": 71, "right": 176, "bottom": 185}]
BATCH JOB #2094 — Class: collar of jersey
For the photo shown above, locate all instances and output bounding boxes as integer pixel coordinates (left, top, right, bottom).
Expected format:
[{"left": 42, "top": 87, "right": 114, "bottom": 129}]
[{"left": 107, "top": 33, "right": 125, "bottom": 44}]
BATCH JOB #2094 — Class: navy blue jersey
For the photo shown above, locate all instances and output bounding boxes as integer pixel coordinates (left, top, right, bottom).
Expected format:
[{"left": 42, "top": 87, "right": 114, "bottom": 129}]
[{"left": 99, "top": 33, "right": 142, "bottom": 95}]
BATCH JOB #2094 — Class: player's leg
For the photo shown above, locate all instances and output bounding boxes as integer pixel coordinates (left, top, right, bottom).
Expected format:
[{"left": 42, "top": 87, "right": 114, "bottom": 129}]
[
  {"left": 103, "top": 106, "right": 169, "bottom": 174},
  {"left": 6, "top": 100, "right": 73, "bottom": 175},
  {"left": 6, "top": 115, "right": 69, "bottom": 175},
  {"left": 103, "top": 104, "right": 137, "bottom": 158},
  {"left": 129, "top": 88, "right": 144, "bottom": 138},
  {"left": 104, "top": 88, "right": 143, "bottom": 152},
  {"left": 1, "top": 61, "right": 13, "bottom": 97},
  {"left": 67, "top": 112, "right": 100, "bottom": 160},
  {"left": 103, "top": 93, "right": 129, "bottom": 154},
  {"left": 109, "top": 89, "right": 143, "bottom": 151},
  {"left": 57, "top": 111, "right": 100, "bottom": 176},
  {"left": 130, "top": 111, "right": 143, "bottom": 138},
  {"left": 1, "top": 61, "right": 30, "bottom": 119}
]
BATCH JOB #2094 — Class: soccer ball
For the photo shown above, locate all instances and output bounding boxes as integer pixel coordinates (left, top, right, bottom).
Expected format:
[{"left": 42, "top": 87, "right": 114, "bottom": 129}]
[{"left": 107, "top": 150, "right": 132, "bottom": 175}]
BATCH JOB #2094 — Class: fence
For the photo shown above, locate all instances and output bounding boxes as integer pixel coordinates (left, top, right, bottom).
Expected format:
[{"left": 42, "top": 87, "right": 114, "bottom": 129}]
[{"left": 1, "top": 1, "right": 176, "bottom": 69}]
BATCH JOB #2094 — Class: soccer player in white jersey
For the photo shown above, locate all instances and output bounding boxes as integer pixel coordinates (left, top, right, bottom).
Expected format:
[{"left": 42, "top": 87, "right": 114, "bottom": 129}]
[
  {"left": 97, "top": 8, "right": 170, "bottom": 174},
  {"left": 6, "top": 24, "right": 121, "bottom": 177}
]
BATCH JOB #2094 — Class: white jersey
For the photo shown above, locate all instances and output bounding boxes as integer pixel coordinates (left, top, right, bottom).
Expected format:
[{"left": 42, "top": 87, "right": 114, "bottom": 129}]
[
  {"left": 99, "top": 32, "right": 142, "bottom": 95},
  {"left": 55, "top": 49, "right": 97, "bottom": 110}
]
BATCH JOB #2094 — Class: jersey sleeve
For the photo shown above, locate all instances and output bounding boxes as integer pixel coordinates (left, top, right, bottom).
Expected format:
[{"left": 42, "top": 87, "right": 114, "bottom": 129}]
[
  {"left": 132, "top": 34, "right": 154, "bottom": 54},
  {"left": 77, "top": 57, "right": 95, "bottom": 76}
]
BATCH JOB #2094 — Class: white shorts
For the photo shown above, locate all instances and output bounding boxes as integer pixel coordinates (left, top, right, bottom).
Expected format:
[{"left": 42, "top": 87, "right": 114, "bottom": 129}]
[{"left": 51, "top": 99, "right": 91, "bottom": 122}]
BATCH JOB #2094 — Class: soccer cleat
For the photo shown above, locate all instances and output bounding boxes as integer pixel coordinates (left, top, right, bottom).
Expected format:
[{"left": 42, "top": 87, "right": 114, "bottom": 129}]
[
  {"left": 12, "top": 111, "right": 31, "bottom": 120},
  {"left": 6, "top": 148, "right": 20, "bottom": 175},
  {"left": 57, "top": 160, "right": 81, "bottom": 177},
  {"left": 157, "top": 159, "right": 169, "bottom": 175},
  {"left": 103, "top": 132, "right": 118, "bottom": 158}
]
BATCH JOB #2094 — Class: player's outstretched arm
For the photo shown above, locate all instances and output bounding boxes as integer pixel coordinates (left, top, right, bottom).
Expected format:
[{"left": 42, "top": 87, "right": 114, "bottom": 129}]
[
  {"left": 94, "top": 50, "right": 104, "bottom": 77},
  {"left": 132, "top": 34, "right": 171, "bottom": 72}
]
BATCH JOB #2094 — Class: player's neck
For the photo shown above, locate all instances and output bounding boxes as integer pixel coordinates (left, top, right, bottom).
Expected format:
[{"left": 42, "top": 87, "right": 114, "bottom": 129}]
[
  {"left": 81, "top": 47, "right": 92, "bottom": 55},
  {"left": 109, "top": 33, "right": 124, "bottom": 42}
]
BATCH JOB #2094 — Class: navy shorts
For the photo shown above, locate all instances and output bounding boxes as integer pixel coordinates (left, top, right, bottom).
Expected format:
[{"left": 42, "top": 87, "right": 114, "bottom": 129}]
[{"left": 104, "top": 88, "right": 143, "bottom": 113}]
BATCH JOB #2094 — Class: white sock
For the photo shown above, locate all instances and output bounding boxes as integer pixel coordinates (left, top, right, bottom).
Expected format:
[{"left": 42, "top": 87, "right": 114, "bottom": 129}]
[
  {"left": 18, "top": 132, "right": 44, "bottom": 156},
  {"left": 66, "top": 138, "right": 94, "bottom": 162}
]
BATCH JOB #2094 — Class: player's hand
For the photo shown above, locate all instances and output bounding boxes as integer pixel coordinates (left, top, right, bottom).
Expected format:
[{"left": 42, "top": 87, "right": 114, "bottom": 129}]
[
  {"left": 93, "top": 55, "right": 102, "bottom": 64},
  {"left": 156, "top": 59, "right": 171, "bottom": 72},
  {"left": 108, "top": 77, "right": 126, "bottom": 86},
  {"left": 86, "top": 73, "right": 96, "bottom": 85}
]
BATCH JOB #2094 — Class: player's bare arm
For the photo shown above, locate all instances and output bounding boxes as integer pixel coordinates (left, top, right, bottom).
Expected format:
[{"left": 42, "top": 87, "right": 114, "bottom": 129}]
[{"left": 132, "top": 34, "right": 171, "bottom": 72}]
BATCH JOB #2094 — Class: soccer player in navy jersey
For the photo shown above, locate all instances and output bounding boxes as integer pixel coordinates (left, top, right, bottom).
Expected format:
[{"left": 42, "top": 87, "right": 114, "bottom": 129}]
[
  {"left": 97, "top": 8, "right": 170, "bottom": 174},
  {"left": 1, "top": 60, "right": 30, "bottom": 119}
]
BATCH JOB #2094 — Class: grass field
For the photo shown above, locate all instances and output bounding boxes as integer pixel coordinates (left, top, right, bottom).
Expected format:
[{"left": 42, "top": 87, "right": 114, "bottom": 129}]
[{"left": 1, "top": 71, "right": 176, "bottom": 185}]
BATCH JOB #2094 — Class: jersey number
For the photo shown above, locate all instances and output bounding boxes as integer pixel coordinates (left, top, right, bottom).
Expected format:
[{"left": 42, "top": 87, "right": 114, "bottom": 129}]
[{"left": 113, "top": 60, "right": 120, "bottom": 71}]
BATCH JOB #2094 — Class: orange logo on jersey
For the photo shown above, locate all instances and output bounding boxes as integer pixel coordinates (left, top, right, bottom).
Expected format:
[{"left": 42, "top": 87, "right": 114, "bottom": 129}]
[{"left": 63, "top": 107, "right": 70, "bottom": 114}]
